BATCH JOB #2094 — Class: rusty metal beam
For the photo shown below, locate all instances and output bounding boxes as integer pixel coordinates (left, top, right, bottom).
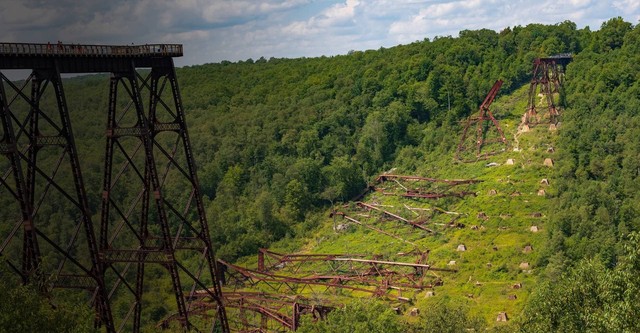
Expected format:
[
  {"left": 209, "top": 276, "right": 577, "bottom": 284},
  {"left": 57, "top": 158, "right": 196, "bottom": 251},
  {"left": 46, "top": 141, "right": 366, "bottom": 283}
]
[
  {"left": 0, "top": 66, "right": 114, "bottom": 331},
  {"left": 332, "top": 212, "right": 419, "bottom": 247},
  {"left": 99, "top": 62, "right": 228, "bottom": 332},
  {"left": 170, "top": 292, "right": 336, "bottom": 332},
  {"left": 375, "top": 174, "right": 482, "bottom": 186},
  {"left": 257, "top": 249, "right": 442, "bottom": 274},
  {"left": 373, "top": 174, "right": 480, "bottom": 199},
  {"left": 356, "top": 202, "right": 434, "bottom": 233},
  {"left": 0, "top": 44, "right": 228, "bottom": 333},
  {"left": 456, "top": 79, "right": 508, "bottom": 162},
  {"left": 524, "top": 57, "right": 571, "bottom": 126},
  {"left": 218, "top": 259, "right": 438, "bottom": 301}
]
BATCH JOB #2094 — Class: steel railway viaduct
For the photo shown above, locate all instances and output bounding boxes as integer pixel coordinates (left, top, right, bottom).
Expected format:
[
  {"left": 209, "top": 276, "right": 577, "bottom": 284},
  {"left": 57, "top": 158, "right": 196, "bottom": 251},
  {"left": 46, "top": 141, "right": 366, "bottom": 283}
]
[{"left": 0, "top": 43, "right": 228, "bottom": 332}]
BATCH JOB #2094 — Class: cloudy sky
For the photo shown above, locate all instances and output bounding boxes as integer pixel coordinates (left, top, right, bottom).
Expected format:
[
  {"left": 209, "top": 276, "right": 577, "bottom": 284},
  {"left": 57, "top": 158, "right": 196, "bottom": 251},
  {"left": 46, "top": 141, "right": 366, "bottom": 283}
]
[{"left": 2, "top": 0, "right": 639, "bottom": 68}]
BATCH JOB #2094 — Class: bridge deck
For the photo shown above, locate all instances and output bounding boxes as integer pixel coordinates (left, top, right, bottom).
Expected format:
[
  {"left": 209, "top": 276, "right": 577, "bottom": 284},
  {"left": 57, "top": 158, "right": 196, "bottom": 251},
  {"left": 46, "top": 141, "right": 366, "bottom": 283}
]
[{"left": 0, "top": 42, "right": 182, "bottom": 72}]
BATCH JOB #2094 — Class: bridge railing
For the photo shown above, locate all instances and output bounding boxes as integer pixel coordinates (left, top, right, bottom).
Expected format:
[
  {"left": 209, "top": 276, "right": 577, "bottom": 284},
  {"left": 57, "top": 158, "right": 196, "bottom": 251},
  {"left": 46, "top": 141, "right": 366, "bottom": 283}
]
[{"left": 0, "top": 42, "right": 182, "bottom": 57}]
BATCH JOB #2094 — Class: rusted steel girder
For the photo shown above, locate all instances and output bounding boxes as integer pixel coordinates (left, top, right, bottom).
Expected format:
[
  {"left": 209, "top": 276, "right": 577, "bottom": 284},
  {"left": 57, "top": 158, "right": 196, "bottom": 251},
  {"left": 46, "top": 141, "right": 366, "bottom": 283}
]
[
  {"left": 381, "top": 190, "right": 477, "bottom": 199},
  {"left": 217, "top": 250, "right": 454, "bottom": 300},
  {"left": 0, "top": 68, "right": 114, "bottom": 331},
  {"left": 99, "top": 62, "right": 227, "bottom": 332},
  {"left": 456, "top": 80, "right": 507, "bottom": 162},
  {"left": 257, "top": 248, "right": 376, "bottom": 272},
  {"left": 226, "top": 292, "right": 336, "bottom": 332},
  {"left": 0, "top": 43, "right": 228, "bottom": 333},
  {"left": 374, "top": 174, "right": 479, "bottom": 199},
  {"left": 218, "top": 259, "right": 407, "bottom": 299},
  {"left": 331, "top": 211, "right": 420, "bottom": 247},
  {"left": 375, "top": 174, "right": 482, "bottom": 186},
  {"left": 257, "top": 248, "right": 436, "bottom": 276},
  {"left": 524, "top": 57, "right": 569, "bottom": 125},
  {"left": 164, "top": 292, "right": 336, "bottom": 332},
  {"left": 356, "top": 202, "right": 434, "bottom": 233}
]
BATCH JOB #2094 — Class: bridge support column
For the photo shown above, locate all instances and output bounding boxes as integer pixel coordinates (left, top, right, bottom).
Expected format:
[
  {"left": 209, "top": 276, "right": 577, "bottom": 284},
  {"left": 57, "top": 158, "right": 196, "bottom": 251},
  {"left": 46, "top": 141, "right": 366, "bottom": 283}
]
[
  {"left": 525, "top": 58, "right": 562, "bottom": 125},
  {"left": 0, "top": 42, "right": 227, "bottom": 333},
  {"left": 100, "top": 60, "right": 228, "bottom": 332},
  {"left": 0, "top": 65, "right": 114, "bottom": 332}
]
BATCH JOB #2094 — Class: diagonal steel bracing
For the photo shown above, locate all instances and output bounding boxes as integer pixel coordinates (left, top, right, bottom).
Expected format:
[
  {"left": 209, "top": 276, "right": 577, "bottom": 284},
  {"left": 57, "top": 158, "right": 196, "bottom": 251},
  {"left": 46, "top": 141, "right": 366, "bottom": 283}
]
[
  {"left": 0, "top": 66, "right": 114, "bottom": 331},
  {"left": 0, "top": 43, "right": 228, "bottom": 333},
  {"left": 456, "top": 79, "right": 507, "bottom": 162},
  {"left": 100, "top": 61, "right": 227, "bottom": 332},
  {"left": 524, "top": 58, "right": 562, "bottom": 126}
]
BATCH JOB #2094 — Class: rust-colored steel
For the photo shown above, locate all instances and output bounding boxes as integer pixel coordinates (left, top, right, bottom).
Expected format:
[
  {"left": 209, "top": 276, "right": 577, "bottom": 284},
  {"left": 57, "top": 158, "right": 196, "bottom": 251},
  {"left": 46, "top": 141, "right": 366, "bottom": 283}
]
[
  {"left": 164, "top": 291, "right": 336, "bottom": 332},
  {"left": 374, "top": 175, "right": 479, "bottom": 199},
  {"left": 456, "top": 79, "right": 507, "bottom": 162},
  {"left": 332, "top": 211, "right": 419, "bottom": 247},
  {"left": 0, "top": 67, "right": 113, "bottom": 331},
  {"left": 0, "top": 43, "right": 228, "bottom": 333},
  {"left": 218, "top": 259, "right": 400, "bottom": 298},
  {"left": 100, "top": 62, "right": 227, "bottom": 332},
  {"left": 257, "top": 248, "right": 375, "bottom": 272},
  {"left": 257, "top": 248, "right": 432, "bottom": 271},
  {"left": 256, "top": 249, "right": 455, "bottom": 278},
  {"left": 217, "top": 248, "right": 454, "bottom": 302},
  {"left": 356, "top": 202, "right": 434, "bottom": 233},
  {"left": 375, "top": 174, "right": 482, "bottom": 186},
  {"left": 524, "top": 56, "right": 571, "bottom": 126}
]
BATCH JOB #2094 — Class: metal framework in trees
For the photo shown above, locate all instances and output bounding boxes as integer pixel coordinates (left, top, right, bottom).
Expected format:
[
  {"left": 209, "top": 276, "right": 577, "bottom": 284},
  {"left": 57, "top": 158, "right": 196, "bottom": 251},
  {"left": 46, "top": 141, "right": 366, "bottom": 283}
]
[
  {"left": 162, "top": 291, "right": 336, "bottom": 332},
  {"left": 523, "top": 55, "right": 572, "bottom": 126},
  {"left": 0, "top": 42, "right": 228, "bottom": 333},
  {"left": 456, "top": 80, "right": 507, "bottom": 162},
  {"left": 217, "top": 249, "right": 455, "bottom": 304}
]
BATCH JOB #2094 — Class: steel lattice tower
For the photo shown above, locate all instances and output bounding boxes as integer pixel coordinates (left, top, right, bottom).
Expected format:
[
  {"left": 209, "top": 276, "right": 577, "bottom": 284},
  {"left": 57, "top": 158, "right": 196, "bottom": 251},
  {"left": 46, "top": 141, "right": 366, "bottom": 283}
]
[
  {"left": 0, "top": 64, "right": 114, "bottom": 331},
  {"left": 0, "top": 43, "right": 228, "bottom": 333},
  {"left": 455, "top": 79, "right": 507, "bottom": 162},
  {"left": 524, "top": 55, "right": 572, "bottom": 126}
]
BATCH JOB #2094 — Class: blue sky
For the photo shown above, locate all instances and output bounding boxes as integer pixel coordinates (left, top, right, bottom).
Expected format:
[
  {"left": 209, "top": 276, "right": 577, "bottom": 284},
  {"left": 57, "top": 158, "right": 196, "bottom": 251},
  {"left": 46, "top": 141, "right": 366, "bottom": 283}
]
[{"left": 1, "top": 0, "right": 639, "bottom": 68}]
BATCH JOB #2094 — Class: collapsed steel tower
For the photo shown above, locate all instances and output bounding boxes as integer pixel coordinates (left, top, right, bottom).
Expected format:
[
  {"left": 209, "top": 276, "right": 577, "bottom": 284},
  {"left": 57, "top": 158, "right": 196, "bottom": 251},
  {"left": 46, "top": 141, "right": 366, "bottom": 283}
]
[{"left": 456, "top": 79, "right": 507, "bottom": 162}]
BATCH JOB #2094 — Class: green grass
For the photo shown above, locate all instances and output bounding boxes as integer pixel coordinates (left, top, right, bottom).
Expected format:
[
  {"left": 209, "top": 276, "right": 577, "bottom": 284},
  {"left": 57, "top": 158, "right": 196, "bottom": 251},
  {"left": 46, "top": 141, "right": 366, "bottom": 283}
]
[{"left": 225, "top": 83, "right": 560, "bottom": 327}]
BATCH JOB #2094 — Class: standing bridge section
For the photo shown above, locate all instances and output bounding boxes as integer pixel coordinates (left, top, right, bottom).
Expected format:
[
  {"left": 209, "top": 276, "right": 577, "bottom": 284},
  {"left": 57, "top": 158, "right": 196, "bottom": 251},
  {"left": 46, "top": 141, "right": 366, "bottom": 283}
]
[{"left": 0, "top": 43, "right": 228, "bottom": 332}]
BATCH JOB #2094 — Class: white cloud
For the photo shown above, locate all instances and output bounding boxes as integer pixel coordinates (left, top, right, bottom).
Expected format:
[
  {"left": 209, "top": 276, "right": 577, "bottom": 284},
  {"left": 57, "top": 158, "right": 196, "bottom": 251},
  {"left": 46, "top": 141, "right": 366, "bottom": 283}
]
[
  {"left": 321, "top": 0, "right": 360, "bottom": 25},
  {"left": 385, "top": 0, "right": 629, "bottom": 44},
  {"left": 1, "top": 0, "right": 639, "bottom": 67},
  {"left": 283, "top": 0, "right": 360, "bottom": 36}
]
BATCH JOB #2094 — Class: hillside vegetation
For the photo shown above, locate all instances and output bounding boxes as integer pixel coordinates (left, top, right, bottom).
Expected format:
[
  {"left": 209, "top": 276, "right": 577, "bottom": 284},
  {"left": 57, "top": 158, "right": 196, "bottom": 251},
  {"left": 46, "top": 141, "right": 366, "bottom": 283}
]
[{"left": 2, "top": 17, "right": 640, "bottom": 332}]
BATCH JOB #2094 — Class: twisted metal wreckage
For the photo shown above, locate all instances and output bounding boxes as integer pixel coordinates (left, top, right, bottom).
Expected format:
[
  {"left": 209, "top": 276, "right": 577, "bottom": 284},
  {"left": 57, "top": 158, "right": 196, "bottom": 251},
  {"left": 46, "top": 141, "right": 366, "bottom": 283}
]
[
  {"left": 188, "top": 248, "right": 456, "bottom": 331},
  {"left": 0, "top": 43, "right": 571, "bottom": 332}
]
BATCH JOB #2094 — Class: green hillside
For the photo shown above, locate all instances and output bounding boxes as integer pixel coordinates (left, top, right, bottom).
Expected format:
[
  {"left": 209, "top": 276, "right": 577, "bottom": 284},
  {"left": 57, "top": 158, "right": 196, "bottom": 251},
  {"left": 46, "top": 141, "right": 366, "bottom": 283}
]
[
  {"left": 3, "top": 17, "right": 640, "bottom": 332},
  {"left": 231, "top": 82, "right": 553, "bottom": 331}
]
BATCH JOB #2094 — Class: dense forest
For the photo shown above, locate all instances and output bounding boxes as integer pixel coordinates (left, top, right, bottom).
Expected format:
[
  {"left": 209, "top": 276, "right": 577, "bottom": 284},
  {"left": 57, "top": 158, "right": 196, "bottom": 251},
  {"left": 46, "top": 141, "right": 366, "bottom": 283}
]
[
  {"left": 178, "top": 19, "right": 582, "bottom": 261},
  {"left": 2, "top": 17, "right": 640, "bottom": 332}
]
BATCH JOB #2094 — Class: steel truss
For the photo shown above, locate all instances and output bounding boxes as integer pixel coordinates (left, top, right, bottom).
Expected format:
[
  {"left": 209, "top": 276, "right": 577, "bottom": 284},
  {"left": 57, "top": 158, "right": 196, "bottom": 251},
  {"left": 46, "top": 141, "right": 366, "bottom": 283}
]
[
  {"left": 217, "top": 249, "right": 454, "bottom": 302},
  {"left": 166, "top": 291, "right": 336, "bottom": 332},
  {"left": 331, "top": 211, "right": 422, "bottom": 247},
  {"left": 0, "top": 43, "right": 228, "bottom": 333},
  {"left": 0, "top": 67, "right": 113, "bottom": 330},
  {"left": 524, "top": 58, "right": 563, "bottom": 125},
  {"left": 356, "top": 202, "right": 435, "bottom": 233},
  {"left": 456, "top": 80, "right": 507, "bottom": 162},
  {"left": 100, "top": 62, "right": 227, "bottom": 332},
  {"left": 373, "top": 174, "right": 481, "bottom": 200}
]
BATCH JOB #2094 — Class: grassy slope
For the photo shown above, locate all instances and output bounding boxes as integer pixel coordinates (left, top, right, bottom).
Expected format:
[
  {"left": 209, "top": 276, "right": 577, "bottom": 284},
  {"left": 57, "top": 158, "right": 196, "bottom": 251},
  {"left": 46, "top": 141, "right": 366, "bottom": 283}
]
[{"left": 231, "top": 83, "right": 559, "bottom": 328}]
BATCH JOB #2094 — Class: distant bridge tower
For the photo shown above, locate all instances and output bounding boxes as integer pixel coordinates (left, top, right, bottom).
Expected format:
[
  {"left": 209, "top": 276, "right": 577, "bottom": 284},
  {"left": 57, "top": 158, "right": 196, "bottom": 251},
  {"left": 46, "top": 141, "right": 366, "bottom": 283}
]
[
  {"left": 456, "top": 79, "right": 507, "bottom": 162},
  {"left": 0, "top": 43, "right": 228, "bottom": 332},
  {"left": 524, "top": 54, "right": 572, "bottom": 126}
]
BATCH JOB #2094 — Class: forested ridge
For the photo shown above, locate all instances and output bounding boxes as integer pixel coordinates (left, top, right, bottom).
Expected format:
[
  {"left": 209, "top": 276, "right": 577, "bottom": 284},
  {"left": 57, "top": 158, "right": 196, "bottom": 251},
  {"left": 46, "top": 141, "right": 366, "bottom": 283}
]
[
  {"left": 178, "top": 20, "right": 582, "bottom": 261},
  {"left": 2, "top": 17, "right": 640, "bottom": 332}
]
